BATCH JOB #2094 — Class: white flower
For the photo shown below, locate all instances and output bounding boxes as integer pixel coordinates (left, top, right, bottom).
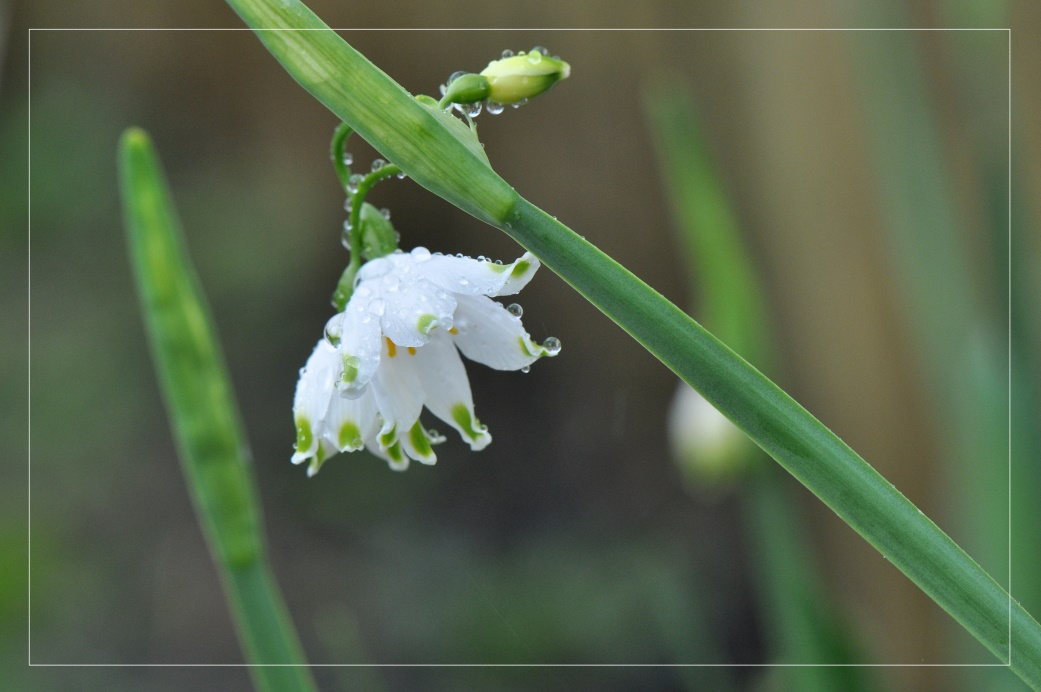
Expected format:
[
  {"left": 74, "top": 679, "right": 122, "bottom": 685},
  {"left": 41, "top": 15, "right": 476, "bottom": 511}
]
[
  {"left": 292, "top": 247, "right": 560, "bottom": 475},
  {"left": 667, "top": 383, "right": 749, "bottom": 487}
]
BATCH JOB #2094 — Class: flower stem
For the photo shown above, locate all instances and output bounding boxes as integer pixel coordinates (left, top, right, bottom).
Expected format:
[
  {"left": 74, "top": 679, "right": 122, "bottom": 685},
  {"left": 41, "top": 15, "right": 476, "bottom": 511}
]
[
  {"left": 332, "top": 163, "right": 402, "bottom": 311},
  {"left": 330, "top": 121, "right": 354, "bottom": 192}
]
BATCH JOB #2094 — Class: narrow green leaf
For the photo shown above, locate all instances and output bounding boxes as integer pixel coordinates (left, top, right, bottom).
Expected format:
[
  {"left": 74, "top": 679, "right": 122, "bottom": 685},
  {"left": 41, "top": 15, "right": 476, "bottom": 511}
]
[
  {"left": 120, "top": 128, "right": 316, "bottom": 690},
  {"left": 223, "top": 0, "right": 514, "bottom": 225},
  {"left": 223, "top": 2, "right": 1041, "bottom": 685}
]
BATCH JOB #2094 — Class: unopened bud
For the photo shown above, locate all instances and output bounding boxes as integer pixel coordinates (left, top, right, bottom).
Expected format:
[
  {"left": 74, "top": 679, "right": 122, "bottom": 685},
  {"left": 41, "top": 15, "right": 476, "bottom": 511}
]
[{"left": 479, "top": 50, "right": 570, "bottom": 104}]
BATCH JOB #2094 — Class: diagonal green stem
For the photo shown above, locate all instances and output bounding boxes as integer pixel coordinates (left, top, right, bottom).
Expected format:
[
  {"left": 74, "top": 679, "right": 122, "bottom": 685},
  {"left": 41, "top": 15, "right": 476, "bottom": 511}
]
[
  {"left": 120, "top": 128, "right": 316, "bottom": 691},
  {"left": 222, "top": 0, "right": 1041, "bottom": 684}
]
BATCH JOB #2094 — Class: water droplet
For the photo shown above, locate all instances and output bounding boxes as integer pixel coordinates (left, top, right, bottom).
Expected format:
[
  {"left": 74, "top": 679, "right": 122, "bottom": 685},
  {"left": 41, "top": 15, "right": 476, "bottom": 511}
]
[
  {"left": 458, "top": 278, "right": 470, "bottom": 286},
  {"left": 543, "top": 336, "right": 561, "bottom": 356},
  {"left": 368, "top": 297, "right": 385, "bottom": 316},
  {"left": 324, "top": 316, "right": 343, "bottom": 347},
  {"left": 507, "top": 303, "right": 523, "bottom": 318},
  {"left": 511, "top": 98, "right": 528, "bottom": 109},
  {"left": 371, "top": 158, "right": 385, "bottom": 172},
  {"left": 342, "top": 151, "right": 354, "bottom": 166},
  {"left": 485, "top": 100, "right": 504, "bottom": 115},
  {"left": 356, "top": 285, "right": 372, "bottom": 298},
  {"left": 342, "top": 219, "right": 353, "bottom": 233},
  {"left": 396, "top": 171, "right": 407, "bottom": 180},
  {"left": 532, "top": 46, "right": 548, "bottom": 56},
  {"left": 464, "top": 102, "right": 483, "bottom": 117},
  {"left": 341, "top": 236, "right": 351, "bottom": 250},
  {"left": 448, "top": 70, "right": 466, "bottom": 84},
  {"left": 494, "top": 259, "right": 503, "bottom": 265},
  {"left": 380, "top": 207, "right": 391, "bottom": 220},
  {"left": 455, "top": 253, "right": 465, "bottom": 259},
  {"left": 521, "top": 366, "right": 531, "bottom": 374},
  {"left": 410, "top": 246, "right": 432, "bottom": 262},
  {"left": 439, "top": 83, "right": 447, "bottom": 96},
  {"left": 343, "top": 197, "right": 353, "bottom": 212},
  {"left": 347, "top": 174, "right": 363, "bottom": 194},
  {"left": 501, "top": 49, "right": 514, "bottom": 58},
  {"left": 527, "top": 51, "right": 542, "bottom": 65}
]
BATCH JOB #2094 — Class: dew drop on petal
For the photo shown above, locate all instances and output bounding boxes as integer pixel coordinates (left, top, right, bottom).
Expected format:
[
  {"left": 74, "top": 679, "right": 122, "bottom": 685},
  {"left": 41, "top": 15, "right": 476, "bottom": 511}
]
[
  {"left": 368, "top": 297, "right": 386, "bottom": 316},
  {"left": 543, "top": 336, "right": 561, "bottom": 356},
  {"left": 494, "top": 259, "right": 503, "bottom": 265},
  {"left": 532, "top": 46, "right": 548, "bottom": 56},
  {"left": 507, "top": 303, "right": 523, "bottom": 318},
  {"left": 324, "top": 317, "right": 343, "bottom": 347},
  {"left": 511, "top": 98, "right": 528, "bottom": 109},
  {"left": 464, "top": 102, "right": 483, "bottom": 117},
  {"left": 448, "top": 70, "right": 466, "bottom": 85},
  {"left": 501, "top": 49, "right": 514, "bottom": 58},
  {"left": 527, "top": 51, "right": 543, "bottom": 65},
  {"left": 485, "top": 101, "right": 504, "bottom": 115},
  {"left": 521, "top": 366, "right": 531, "bottom": 374},
  {"left": 396, "top": 171, "right": 407, "bottom": 180},
  {"left": 411, "top": 246, "right": 432, "bottom": 262}
]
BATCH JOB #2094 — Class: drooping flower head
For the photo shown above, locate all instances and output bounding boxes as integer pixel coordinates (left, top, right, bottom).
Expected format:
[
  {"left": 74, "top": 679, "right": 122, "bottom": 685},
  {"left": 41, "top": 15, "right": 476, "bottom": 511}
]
[{"left": 293, "top": 247, "right": 559, "bottom": 475}]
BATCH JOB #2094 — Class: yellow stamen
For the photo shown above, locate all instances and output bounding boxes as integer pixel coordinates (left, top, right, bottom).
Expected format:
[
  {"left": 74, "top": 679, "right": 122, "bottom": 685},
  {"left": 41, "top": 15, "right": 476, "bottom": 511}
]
[
  {"left": 449, "top": 327, "right": 458, "bottom": 335},
  {"left": 407, "top": 346, "right": 416, "bottom": 356},
  {"left": 385, "top": 337, "right": 397, "bottom": 357}
]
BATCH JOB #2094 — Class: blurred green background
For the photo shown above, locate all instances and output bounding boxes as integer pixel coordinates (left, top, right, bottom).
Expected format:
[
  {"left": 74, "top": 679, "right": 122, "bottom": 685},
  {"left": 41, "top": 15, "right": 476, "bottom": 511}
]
[{"left": 8, "top": 1, "right": 1041, "bottom": 690}]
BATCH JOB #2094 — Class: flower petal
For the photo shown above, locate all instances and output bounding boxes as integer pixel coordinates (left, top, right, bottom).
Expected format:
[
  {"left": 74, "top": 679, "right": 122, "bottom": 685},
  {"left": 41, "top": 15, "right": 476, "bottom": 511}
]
[
  {"left": 333, "top": 301, "right": 383, "bottom": 398},
  {"left": 365, "top": 439, "right": 410, "bottom": 471},
  {"left": 306, "top": 439, "right": 340, "bottom": 477},
  {"left": 377, "top": 276, "right": 457, "bottom": 348},
  {"left": 399, "top": 421, "right": 439, "bottom": 465},
  {"left": 292, "top": 339, "right": 340, "bottom": 465},
  {"left": 370, "top": 337, "right": 426, "bottom": 446},
  {"left": 412, "top": 330, "right": 492, "bottom": 450},
  {"left": 451, "top": 294, "right": 552, "bottom": 371},
  {"left": 415, "top": 251, "right": 540, "bottom": 297},
  {"left": 321, "top": 387, "right": 380, "bottom": 453}
]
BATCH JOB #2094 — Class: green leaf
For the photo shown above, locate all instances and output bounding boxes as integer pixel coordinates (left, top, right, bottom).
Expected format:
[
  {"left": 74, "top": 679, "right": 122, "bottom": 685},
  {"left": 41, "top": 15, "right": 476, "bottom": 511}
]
[
  {"left": 120, "top": 128, "right": 317, "bottom": 691},
  {"left": 223, "top": 1, "right": 1041, "bottom": 685}
]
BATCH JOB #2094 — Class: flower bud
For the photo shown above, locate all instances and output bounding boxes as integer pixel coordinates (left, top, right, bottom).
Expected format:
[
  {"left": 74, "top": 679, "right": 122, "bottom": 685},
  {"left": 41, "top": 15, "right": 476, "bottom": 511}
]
[{"left": 479, "top": 50, "right": 570, "bottom": 105}]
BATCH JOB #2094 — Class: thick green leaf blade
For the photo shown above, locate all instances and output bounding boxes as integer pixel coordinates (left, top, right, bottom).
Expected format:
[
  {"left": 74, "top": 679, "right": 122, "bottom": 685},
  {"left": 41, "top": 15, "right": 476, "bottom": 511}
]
[
  {"left": 222, "top": 2, "right": 1041, "bottom": 685},
  {"left": 120, "top": 127, "right": 316, "bottom": 690}
]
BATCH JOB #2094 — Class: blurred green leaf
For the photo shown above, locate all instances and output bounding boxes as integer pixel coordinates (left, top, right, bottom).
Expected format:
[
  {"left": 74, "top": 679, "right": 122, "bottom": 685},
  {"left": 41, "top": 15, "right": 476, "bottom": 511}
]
[
  {"left": 119, "top": 128, "right": 316, "bottom": 691},
  {"left": 645, "top": 79, "right": 876, "bottom": 691}
]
